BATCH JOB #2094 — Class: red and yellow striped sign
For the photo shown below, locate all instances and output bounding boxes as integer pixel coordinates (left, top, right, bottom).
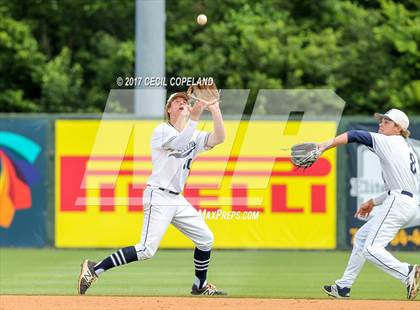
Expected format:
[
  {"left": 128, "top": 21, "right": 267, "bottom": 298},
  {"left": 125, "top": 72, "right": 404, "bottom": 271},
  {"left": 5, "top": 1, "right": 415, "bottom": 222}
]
[{"left": 55, "top": 120, "right": 337, "bottom": 248}]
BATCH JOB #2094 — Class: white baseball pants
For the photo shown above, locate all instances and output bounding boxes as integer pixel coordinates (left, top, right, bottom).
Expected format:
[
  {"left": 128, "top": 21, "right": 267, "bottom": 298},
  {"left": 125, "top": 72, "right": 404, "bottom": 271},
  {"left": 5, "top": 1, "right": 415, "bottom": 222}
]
[
  {"left": 336, "top": 191, "right": 418, "bottom": 288},
  {"left": 134, "top": 187, "right": 214, "bottom": 260}
]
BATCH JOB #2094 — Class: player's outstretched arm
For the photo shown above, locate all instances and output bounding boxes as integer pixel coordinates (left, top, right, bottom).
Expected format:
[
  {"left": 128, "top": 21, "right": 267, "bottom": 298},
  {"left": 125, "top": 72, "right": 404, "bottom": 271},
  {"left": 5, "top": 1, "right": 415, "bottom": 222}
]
[
  {"left": 318, "top": 132, "right": 349, "bottom": 152},
  {"left": 318, "top": 130, "right": 373, "bottom": 153},
  {"left": 206, "top": 101, "right": 226, "bottom": 147}
]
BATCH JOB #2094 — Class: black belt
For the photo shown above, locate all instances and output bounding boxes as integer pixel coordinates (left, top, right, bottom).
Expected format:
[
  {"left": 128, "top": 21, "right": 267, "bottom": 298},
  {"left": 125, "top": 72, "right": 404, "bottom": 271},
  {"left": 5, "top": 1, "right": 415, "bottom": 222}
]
[
  {"left": 158, "top": 187, "right": 180, "bottom": 195},
  {"left": 388, "top": 190, "right": 413, "bottom": 198}
]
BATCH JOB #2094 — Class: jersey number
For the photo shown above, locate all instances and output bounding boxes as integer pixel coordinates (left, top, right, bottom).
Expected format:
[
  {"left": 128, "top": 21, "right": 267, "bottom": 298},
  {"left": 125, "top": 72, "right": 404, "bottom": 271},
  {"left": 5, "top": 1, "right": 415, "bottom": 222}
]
[
  {"left": 183, "top": 158, "right": 192, "bottom": 170},
  {"left": 410, "top": 153, "right": 417, "bottom": 174}
]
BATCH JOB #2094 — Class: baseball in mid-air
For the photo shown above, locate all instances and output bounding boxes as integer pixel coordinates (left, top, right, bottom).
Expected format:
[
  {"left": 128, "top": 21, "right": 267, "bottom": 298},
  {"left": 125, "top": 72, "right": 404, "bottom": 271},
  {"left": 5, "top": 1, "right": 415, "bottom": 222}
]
[{"left": 197, "top": 14, "right": 207, "bottom": 26}]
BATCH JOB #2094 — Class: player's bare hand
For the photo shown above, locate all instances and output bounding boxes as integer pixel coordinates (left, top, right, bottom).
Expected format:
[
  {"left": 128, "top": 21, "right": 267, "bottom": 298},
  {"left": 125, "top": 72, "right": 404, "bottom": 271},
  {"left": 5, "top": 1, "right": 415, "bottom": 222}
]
[
  {"left": 206, "top": 100, "right": 220, "bottom": 113},
  {"left": 354, "top": 199, "right": 374, "bottom": 218},
  {"left": 190, "top": 100, "right": 206, "bottom": 121}
]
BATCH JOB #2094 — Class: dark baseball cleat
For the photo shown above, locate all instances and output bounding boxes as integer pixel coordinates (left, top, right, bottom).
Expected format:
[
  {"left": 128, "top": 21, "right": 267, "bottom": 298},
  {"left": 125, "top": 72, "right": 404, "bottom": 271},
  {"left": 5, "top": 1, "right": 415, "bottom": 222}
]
[
  {"left": 77, "top": 259, "right": 97, "bottom": 295},
  {"left": 191, "top": 283, "right": 227, "bottom": 296},
  {"left": 323, "top": 284, "right": 350, "bottom": 298},
  {"left": 407, "top": 264, "right": 420, "bottom": 300}
]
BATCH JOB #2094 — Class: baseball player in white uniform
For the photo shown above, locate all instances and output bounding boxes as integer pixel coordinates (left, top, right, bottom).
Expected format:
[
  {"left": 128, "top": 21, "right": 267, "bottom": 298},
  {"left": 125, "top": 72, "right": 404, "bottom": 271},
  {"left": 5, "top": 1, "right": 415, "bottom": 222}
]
[
  {"left": 78, "top": 91, "right": 227, "bottom": 295},
  {"left": 320, "top": 109, "right": 419, "bottom": 300}
]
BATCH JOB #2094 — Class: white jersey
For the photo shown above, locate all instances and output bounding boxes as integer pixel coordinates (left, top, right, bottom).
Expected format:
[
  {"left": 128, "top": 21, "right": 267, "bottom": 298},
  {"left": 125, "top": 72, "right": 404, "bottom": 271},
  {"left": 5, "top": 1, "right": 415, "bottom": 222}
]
[
  {"left": 147, "top": 122, "right": 211, "bottom": 193},
  {"left": 336, "top": 131, "right": 419, "bottom": 290},
  {"left": 369, "top": 132, "right": 419, "bottom": 194}
]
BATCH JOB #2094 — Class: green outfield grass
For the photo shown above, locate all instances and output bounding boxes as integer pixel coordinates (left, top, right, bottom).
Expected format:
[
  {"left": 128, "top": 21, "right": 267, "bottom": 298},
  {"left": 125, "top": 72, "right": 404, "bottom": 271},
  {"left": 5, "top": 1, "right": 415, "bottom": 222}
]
[{"left": 0, "top": 249, "right": 419, "bottom": 300}]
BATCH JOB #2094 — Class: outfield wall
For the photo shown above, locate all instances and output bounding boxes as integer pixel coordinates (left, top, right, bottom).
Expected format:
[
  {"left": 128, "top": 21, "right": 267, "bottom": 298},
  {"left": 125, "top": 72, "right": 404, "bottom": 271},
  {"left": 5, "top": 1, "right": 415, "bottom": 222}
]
[
  {"left": 0, "top": 115, "right": 419, "bottom": 250},
  {"left": 0, "top": 119, "right": 50, "bottom": 246}
]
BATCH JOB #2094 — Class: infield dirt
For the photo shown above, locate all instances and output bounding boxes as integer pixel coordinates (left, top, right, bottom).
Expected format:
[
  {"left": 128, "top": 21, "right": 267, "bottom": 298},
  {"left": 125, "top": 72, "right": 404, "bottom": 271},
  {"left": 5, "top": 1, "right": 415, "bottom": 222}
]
[{"left": 1, "top": 296, "right": 419, "bottom": 310}]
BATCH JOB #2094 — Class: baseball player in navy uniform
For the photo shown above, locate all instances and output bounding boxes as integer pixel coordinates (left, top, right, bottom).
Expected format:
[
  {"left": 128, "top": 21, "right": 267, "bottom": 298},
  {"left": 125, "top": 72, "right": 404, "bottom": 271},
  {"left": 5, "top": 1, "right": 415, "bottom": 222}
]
[
  {"left": 320, "top": 109, "right": 419, "bottom": 300},
  {"left": 78, "top": 91, "right": 227, "bottom": 295}
]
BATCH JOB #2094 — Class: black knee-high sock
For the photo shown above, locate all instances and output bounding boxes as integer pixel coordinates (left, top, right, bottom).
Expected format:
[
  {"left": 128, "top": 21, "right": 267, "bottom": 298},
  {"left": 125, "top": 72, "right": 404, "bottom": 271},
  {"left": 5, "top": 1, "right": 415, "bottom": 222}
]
[
  {"left": 194, "top": 248, "right": 211, "bottom": 288},
  {"left": 94, "top": 246, "right": 138, "bottom": 275}
]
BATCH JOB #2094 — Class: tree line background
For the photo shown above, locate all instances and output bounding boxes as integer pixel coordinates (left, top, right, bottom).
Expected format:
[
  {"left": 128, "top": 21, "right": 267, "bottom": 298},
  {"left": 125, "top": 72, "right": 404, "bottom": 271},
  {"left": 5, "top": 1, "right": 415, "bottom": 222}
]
[{"left": 0, "top": 0, "right": 418, "bottom": 114}]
